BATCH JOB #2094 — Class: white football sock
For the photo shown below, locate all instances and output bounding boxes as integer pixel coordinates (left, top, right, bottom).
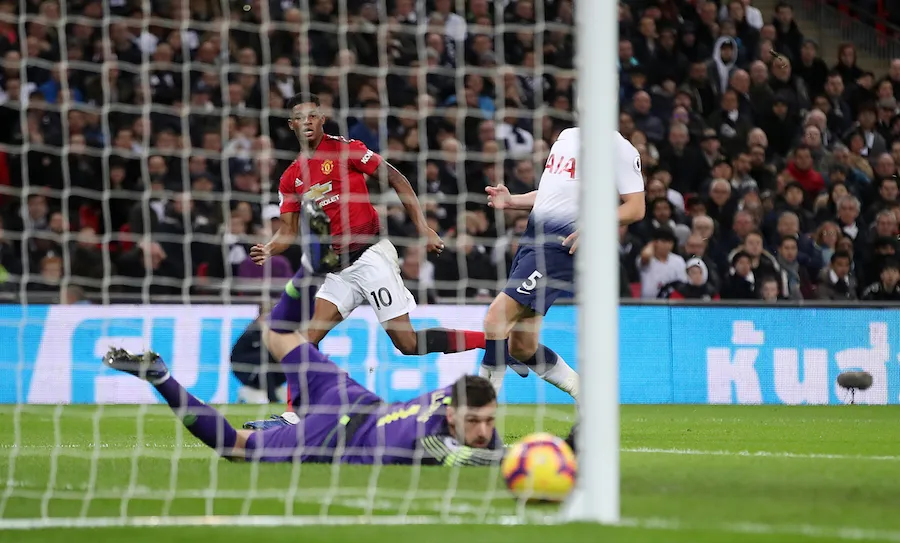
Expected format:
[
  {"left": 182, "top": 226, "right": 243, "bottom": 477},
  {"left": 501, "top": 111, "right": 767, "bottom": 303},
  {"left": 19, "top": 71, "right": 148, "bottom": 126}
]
[
  {"left": 479, "top": 364, "right": 506, "bottom": 393},
  {"left": 534, "top": 355, "right": 580, "bottom": 401}
]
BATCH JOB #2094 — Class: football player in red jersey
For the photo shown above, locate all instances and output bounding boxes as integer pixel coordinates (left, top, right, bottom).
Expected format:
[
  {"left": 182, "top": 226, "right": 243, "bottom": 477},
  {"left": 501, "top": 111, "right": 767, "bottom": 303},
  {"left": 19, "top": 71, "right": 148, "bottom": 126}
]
[{"left": 250, "top": 93, "right": 486, "bottom": 364}]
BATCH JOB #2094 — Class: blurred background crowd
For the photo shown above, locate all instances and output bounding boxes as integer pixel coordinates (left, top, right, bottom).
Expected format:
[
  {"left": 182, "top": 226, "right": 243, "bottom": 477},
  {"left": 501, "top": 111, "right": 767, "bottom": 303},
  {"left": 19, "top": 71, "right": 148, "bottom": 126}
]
[{"left": 2, "top": 0, "right": 900, "bottom": 304}]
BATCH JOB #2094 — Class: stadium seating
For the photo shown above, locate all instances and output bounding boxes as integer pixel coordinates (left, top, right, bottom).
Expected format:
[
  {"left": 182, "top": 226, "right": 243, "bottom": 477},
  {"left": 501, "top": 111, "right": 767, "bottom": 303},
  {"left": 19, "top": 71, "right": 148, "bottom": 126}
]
[{"left": 2, "top": 0, "right": 900, "bottom": 304}]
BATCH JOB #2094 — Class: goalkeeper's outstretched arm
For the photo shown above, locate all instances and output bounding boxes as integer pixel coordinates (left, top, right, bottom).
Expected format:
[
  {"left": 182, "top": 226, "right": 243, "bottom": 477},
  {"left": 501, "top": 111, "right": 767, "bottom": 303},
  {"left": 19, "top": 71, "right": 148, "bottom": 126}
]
[{"left": 416, "top": 435, "right": 505, "bottom": 467}]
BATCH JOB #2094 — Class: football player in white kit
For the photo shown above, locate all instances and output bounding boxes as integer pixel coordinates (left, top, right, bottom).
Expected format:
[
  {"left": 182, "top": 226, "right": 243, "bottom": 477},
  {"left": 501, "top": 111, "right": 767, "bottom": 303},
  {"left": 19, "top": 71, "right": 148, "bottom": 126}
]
[{"left": 479, "top": 128, "right": 646, "bottom": 398}]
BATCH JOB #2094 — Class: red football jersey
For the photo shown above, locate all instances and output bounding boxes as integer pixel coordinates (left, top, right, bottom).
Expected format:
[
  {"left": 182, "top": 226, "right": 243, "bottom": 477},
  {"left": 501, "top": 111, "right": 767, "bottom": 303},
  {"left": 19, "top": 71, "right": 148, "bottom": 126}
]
[{"left": 278, "top": 135, "right": 383, "bottom": 253}]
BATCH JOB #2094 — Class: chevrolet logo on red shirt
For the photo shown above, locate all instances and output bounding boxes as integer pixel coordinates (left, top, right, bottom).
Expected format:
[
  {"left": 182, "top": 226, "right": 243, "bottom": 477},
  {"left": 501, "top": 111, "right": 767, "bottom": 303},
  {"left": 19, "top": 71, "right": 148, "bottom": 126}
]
[{"left": 306, "top": 181, "right": 334, "bottom": 202}]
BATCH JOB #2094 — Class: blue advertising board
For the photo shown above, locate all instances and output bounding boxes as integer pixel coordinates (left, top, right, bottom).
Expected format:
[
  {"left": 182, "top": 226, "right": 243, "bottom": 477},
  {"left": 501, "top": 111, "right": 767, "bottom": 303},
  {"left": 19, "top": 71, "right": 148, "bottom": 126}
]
[{"left": 0, "top": 304, "right": 897, "bottom": 405}]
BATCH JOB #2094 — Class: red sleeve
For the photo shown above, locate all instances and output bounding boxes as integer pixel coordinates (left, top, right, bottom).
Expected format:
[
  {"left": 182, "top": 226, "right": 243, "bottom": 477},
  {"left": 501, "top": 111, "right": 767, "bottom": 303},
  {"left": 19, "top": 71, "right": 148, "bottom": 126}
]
[
  {"left": 712, "top": 293, "right": 720, "bottom": 300},
  {"left": 347, "top": 139, "right": 383, "bottom": 176},
  {"left": 278, "top": 161, "right": 302, "bottom": 214},
  {"left": 815, "top": 172, "right": 825, "bottom": 192},
  {"left": 669, "top": 290, "right": 685, "bottom": 300}
]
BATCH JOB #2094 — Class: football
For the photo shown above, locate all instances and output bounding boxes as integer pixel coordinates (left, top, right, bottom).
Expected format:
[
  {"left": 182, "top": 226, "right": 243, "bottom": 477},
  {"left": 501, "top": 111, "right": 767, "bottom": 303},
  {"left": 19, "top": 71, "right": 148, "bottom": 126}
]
[{"left": 501, "top": 432, "right": 577, "bottom": 502}]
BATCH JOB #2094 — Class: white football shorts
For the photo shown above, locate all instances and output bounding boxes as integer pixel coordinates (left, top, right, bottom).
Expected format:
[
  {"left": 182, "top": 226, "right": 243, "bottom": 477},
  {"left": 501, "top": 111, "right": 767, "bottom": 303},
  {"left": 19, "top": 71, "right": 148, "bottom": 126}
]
[{"left": 315, "top": 239, "right": 417, "bottom": 323}]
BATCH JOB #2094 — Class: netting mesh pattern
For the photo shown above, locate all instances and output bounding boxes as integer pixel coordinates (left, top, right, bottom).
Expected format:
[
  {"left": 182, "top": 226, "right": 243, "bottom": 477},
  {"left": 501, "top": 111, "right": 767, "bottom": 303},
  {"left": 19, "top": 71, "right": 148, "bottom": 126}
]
[
  {"left": 0, "top": 0, "right": 576, "bottom": 304},
  {"left": 0, "top": 0, "right": 578, "bottom": 526}
]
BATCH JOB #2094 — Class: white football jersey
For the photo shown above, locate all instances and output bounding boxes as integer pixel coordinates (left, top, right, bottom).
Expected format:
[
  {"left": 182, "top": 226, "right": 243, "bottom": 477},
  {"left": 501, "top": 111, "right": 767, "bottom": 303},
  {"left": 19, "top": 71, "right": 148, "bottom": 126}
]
[{"left": 529, "top": 128, "right": 644, "bottom": 240}]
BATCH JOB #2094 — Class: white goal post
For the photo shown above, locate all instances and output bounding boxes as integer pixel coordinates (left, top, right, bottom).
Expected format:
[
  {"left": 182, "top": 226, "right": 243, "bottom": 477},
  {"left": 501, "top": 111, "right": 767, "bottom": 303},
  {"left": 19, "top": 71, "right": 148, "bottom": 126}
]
[{"left": 559, "top": 0, "right": 621, "bottom": 525}]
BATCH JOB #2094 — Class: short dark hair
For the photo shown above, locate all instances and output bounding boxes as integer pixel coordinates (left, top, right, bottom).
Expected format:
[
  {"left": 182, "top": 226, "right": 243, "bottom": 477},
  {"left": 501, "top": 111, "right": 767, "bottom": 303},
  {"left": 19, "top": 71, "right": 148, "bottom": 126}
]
[
  {"left": 776, "top": 1, "right": 793, "bottom": 12},
  {"left": 779, "top": 235, "right": 797, "bottom": 247},
  {"left": 831, "top": 250, "right": 852, "bottom": 263},
  {"left": 451, "top": 375, "right": 496, "bottom": 408},
  {"left": 286, "top": 92, "right": 321, "bottom": 110}
]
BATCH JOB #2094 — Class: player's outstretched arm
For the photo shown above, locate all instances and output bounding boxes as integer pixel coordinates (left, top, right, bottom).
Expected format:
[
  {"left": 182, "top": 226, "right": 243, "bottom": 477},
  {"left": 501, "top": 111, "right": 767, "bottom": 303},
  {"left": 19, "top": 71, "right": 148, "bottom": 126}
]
[
  {"left": 416, "top": 435, "right": 505, "bottom": 467},
  {"left": 380, "top": 162, "right": 444, "bottom": 253},
  {"left": 250, "top": 211, "right": 300, "bottom": 265},
  {"left": 618, "top": 192, "right": 645, "bottom": 226},
  {"left": 485, "top": 184, "right": 536, "bottom": 210}
]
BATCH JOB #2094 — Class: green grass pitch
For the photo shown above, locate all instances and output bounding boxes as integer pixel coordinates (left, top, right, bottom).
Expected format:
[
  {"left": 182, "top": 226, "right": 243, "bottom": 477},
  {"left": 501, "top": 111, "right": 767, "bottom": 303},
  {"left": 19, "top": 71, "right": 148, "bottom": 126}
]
[{"left": 2, "top": 404, "right": 900, "bottom": 542}]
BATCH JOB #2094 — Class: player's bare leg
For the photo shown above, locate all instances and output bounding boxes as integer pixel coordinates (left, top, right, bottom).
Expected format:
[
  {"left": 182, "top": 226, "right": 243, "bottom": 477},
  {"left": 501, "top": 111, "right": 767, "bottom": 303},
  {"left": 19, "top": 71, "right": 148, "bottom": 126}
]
[
  {"left": 480, "top": 293, "right": 579, "bottom": 399},
  {"left": 381, "top": 313, "right": 486, "bottom": 355},
  {"left": 507, "top": 315, "right": 541, "bottom": 360},
  {"left": 508, "top": 315, "right": 580, "bottom": 400},
  {"left": 479, "top": 293, "right": 530, "bottom": 389},
  {"left": 302, "top": 297, "right": 346, "bottom": 347},
  {"left": 263, "top": 296, "right": 343, "bottom": 358}
]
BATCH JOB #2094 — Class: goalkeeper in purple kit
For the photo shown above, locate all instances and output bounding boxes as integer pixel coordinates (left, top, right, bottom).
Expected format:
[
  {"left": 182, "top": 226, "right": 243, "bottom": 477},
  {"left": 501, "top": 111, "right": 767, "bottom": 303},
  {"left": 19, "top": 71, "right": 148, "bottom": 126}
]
[{"left": 102, "top": 331, "right": 504, "bottom": 466}]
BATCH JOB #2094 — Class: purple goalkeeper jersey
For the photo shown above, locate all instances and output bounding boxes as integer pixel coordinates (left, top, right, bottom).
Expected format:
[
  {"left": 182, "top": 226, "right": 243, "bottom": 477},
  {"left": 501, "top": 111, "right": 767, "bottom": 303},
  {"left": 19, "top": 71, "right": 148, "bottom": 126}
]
[
  {"left": 244, "top": 344, "right": 503, "bottom": 466},
  {"left": 245, "top": 383, "right": 502, "bottom": 465},
  {"left": 344, "top": 385, "right": 457, "bottom": 464}
]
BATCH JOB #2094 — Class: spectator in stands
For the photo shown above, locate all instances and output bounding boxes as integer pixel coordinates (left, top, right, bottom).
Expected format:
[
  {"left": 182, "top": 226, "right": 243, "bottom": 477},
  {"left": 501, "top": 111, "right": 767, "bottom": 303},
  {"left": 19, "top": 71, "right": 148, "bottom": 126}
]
[
  {"left": 635, "top": 197, "right": 690, "bottom": 246},
  {"left": 813, "top": 221, "right": 843, "bottom": 265},
  {"left": 61, "top": 284, "right": 90, "bottom": 305},
  {"left": 773, "top": 210, "right": 822, "bottom": 273},
  {"left": 706, "top": 178, "right": 738, "bottom": 233},
  {"left": 25, "top": 254, "right": 62, "bottom": 295},
  {"left": 349, "top": 99, "right": 384, "bottom": 153},
  {"left": 682, "top": 232, "right": 721, "bottom": 291},
  {"left": 637, "top": 227, "right": 687, "bottom": 299},
  {"left": 863, "top": 237, "right": 899, "bottom": 287},
  {"left": 400, "top": 244, "right": 438, "bottom": 305},
  {"left": 664, "top": 257, "right": 720, "bottom": 300},
  {"left": 3, "top": 0, "right": 900, "bottom": 306},
  {"left": 866, "top": 179, "right": 900, "bottom": 223},
  {"left": 0, "top": 215, "right": 20, "bottom": 287},
  {"left": 773, "top": 2, "right": 804, "bottom": 62},
  {"left": 816, "top": 251, "right": 857, "bottom": 300},
  {"left": 801, "top": 124, "right": 833, "bottom": 173},
  {"left": 757, "top": 274, "right": 782, "bottom": 302},
  {"left": 69, "top": 226, "right": 105, "bottom": 286},
  {"left": 861, "top": 258, "right": 900, "bottom": 300},
  {"left": 759, "top": 93, "right": 797, "bottom": 158},
  {"left": 834, "top": 43, "right": 865, "bottom": 88},
  {"left": 796, "top": 39, "right": 828, "bottom": 98},
  {"left": 721, "top": 251, "right": 756, "bottom": 299},
  {"left": 630, "top": 90, "right": 665, "bottom": 145},
  {"left": 722, "top": 209, "right": 756, "bottom": 255},
  {"left": 785, "top": 145, "right": 825, "bottom": 196},
  {"left": 731, "top": 230, "right": 779, "bottom": 278},
  {"left": 775, "top": 235, "right": 814, "bottom": 299}
]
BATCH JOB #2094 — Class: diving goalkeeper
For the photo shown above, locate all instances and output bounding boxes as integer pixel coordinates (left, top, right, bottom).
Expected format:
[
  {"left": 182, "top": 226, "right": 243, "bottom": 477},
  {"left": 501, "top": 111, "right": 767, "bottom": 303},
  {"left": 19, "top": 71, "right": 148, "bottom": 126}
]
[{"left": 102, "top": 332, "right": 503, "bottom": 466}]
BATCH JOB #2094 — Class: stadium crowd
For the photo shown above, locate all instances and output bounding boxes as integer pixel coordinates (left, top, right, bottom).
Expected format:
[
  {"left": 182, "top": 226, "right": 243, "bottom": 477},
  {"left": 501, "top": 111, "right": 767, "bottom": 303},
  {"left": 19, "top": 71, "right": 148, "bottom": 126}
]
[{"left": 0, "top": 0, "right": 900, "bottom": 304}]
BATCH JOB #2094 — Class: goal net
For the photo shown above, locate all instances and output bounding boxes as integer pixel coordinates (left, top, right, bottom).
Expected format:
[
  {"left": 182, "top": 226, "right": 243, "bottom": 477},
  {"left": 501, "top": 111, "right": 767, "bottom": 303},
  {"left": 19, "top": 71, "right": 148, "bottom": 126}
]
[{"left": 0, "top": 0, "right": 590, "bottom": 529}]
